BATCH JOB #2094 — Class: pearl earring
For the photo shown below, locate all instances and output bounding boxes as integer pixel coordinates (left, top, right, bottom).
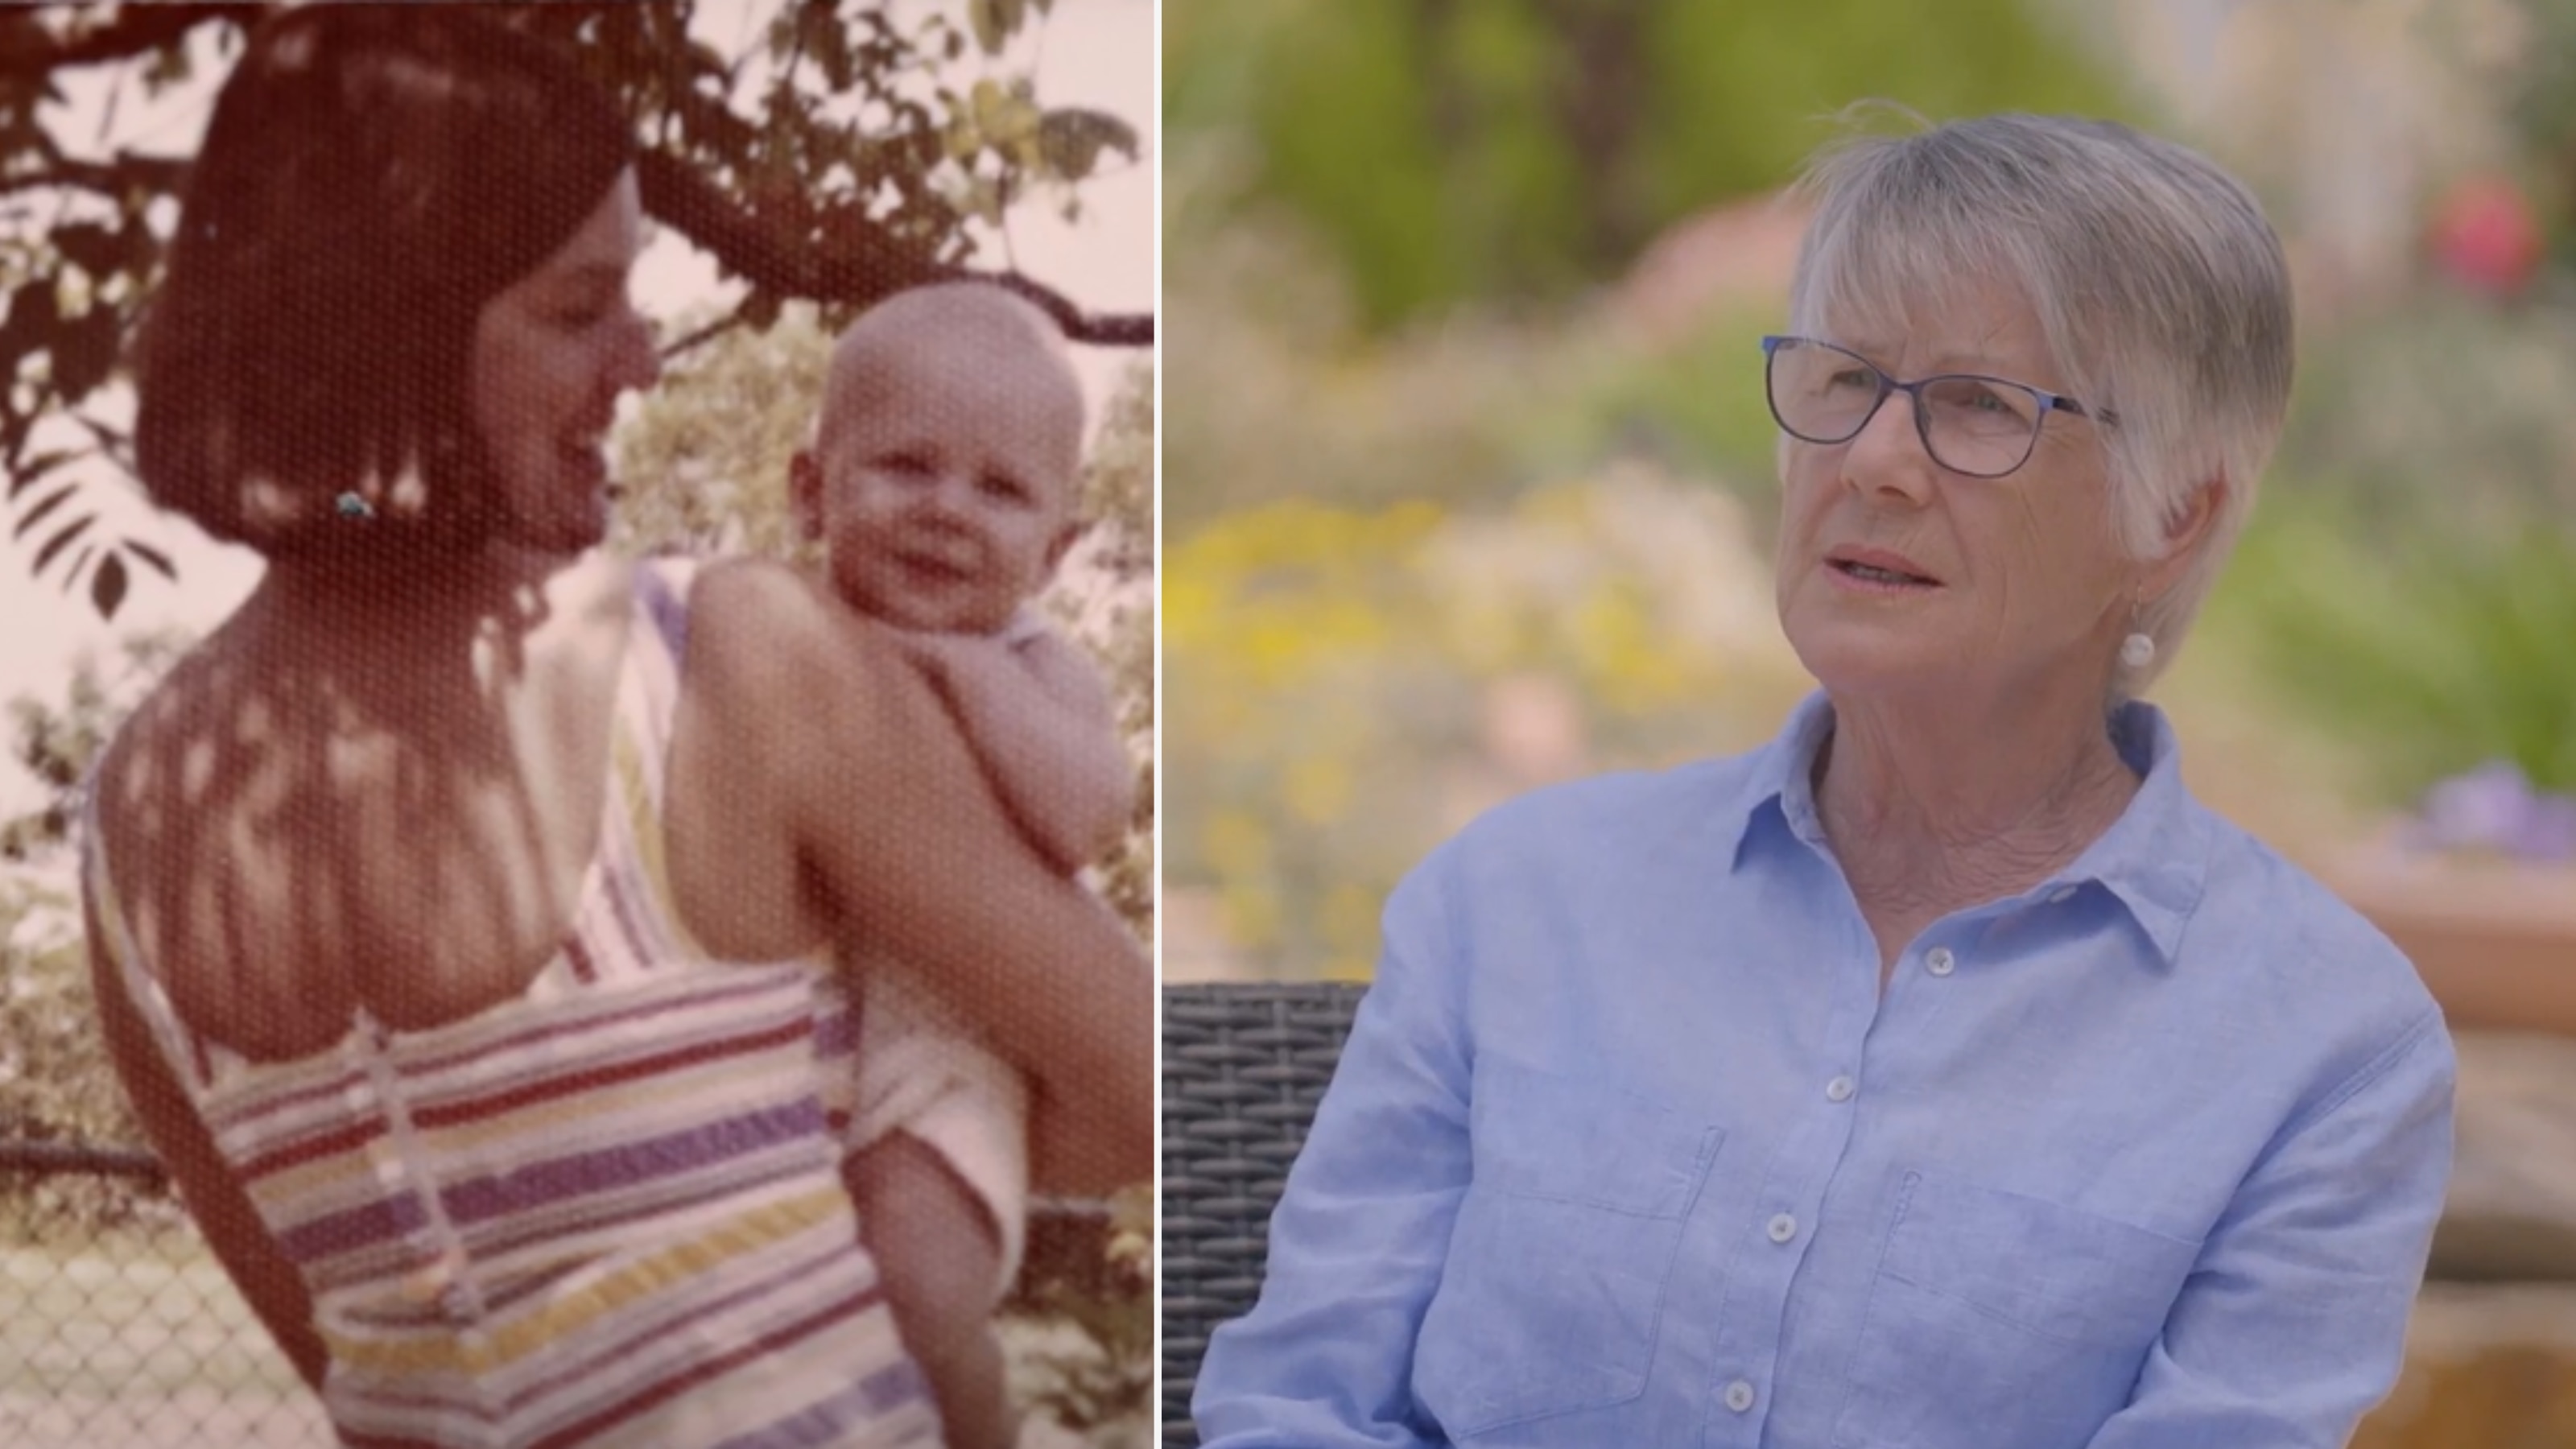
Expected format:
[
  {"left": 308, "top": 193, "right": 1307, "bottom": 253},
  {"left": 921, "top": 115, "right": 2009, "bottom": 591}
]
[{"left": 2120, "top": 628, "right": 2155, "bottom": 671}]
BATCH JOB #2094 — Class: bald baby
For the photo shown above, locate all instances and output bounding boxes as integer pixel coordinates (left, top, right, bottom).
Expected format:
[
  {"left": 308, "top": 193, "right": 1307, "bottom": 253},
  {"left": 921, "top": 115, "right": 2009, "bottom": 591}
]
[{"left": 788, "top": 282, "right": 1133, "bottom": 1449}]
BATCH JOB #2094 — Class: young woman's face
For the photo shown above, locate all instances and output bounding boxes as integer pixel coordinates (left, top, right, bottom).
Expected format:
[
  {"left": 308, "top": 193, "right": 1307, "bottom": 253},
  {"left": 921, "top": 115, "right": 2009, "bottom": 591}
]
[{"left": 467, "top": 169, "right": 660, "bottom": 553}]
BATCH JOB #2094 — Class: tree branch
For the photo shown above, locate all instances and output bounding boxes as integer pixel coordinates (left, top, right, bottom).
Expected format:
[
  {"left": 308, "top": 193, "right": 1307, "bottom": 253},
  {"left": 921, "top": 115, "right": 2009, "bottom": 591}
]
[
  {"left": 2, "top": 5, "right": 267, "bottom": 76},
  {"left": 635, "top": 149, "right": 1152, "bottom": 348},
  {"left": 0, "top": 151, "right": 191, "bottom": 201}
]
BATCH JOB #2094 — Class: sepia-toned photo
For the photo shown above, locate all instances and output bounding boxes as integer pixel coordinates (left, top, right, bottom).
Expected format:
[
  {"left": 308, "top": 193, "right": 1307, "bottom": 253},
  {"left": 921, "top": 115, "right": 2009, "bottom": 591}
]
[{"left": 0, "top": 4, "right": 1153, "bottom": 1446}]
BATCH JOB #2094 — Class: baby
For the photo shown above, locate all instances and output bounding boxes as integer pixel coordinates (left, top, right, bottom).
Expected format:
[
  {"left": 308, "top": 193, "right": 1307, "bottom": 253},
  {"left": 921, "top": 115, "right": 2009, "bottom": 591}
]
[{"left": 787, "top": 283, "right": 1135, "bottom": 1449}]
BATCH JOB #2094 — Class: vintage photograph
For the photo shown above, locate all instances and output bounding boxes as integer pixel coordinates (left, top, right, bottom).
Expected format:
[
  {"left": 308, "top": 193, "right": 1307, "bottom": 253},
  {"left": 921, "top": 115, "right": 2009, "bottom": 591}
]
[{"left": 0, "top": 3, "right": 1154, "bottom": 1447}]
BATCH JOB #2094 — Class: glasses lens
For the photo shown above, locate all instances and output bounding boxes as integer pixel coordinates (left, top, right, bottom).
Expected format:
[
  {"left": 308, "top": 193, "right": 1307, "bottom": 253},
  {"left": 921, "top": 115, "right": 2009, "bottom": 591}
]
[
  {"left": 1919, "top": 376, "right": 2042, "bottom": 477},
  {"left": 1767, "top": 340, "right": 1884, "bottom": 443}
]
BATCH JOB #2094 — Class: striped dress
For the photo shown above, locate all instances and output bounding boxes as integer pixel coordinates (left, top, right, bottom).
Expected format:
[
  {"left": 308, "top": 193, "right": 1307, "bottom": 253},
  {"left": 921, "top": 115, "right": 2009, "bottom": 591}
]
[{"left": 83, "top": 559, "right": 947, "bottom": 1449}]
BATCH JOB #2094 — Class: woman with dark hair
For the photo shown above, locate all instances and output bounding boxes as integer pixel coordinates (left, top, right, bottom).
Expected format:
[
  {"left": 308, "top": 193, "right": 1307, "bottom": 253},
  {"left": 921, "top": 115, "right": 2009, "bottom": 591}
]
[{"left": 82, "top": 8, "right": 1149, "bottom": 1446}]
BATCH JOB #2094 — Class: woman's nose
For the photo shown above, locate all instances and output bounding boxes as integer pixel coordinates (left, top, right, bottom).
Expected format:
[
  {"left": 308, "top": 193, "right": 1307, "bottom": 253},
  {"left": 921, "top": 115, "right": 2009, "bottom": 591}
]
[
  {"left": 1841, "top": 387, "right": 1938, "bottom": 503},
  {"left": 612, "top": 307, "right": 662, "bottom": 394}
]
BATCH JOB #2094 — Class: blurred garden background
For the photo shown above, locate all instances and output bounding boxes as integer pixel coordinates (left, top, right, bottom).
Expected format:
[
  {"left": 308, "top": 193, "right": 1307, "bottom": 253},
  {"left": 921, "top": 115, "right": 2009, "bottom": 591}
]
[
  {"left": 1162, "top": 0, "right": 2576, "bottom": 976},
  {"left": 1161, "top": 0, "right": 2576, "bottom": 1439}
]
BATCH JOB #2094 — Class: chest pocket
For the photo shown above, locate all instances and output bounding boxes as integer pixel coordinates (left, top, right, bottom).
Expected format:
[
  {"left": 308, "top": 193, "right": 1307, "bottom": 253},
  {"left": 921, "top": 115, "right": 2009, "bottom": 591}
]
[
  {"left": 1412, "top": 1059, "right": 1719, "bottom": 1439},
  {"left": 1833, "top": 1170, "right": 2201, "bottom": 1449}
]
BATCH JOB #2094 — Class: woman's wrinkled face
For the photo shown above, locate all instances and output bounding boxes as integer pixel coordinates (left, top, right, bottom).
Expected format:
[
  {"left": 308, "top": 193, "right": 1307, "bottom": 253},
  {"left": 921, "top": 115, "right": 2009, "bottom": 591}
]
[
  {"left": 466, "top": 168, "right": 660, "bottom": 554},
  {"left": 1773, "top": 279, "right": 2142, "bottom": 704}
]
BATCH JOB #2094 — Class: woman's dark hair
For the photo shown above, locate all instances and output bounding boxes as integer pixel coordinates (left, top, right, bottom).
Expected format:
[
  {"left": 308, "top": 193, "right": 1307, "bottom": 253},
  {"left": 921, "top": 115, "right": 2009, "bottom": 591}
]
[{"left": 134, "top": 4, "right": 634, "bottom": 558}]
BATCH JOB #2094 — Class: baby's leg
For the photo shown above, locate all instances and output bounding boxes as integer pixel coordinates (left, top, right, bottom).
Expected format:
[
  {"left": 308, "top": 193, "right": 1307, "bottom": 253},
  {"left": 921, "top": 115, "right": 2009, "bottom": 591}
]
[{"left": 847, "top": 1133, "right": 1015, "bottom": 1449}]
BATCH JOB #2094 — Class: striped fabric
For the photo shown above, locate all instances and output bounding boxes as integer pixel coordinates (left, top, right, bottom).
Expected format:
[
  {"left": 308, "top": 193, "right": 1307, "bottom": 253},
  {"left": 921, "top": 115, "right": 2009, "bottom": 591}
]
[{"left": 85, "top": 558, "right": 945, "bottom": 1448}]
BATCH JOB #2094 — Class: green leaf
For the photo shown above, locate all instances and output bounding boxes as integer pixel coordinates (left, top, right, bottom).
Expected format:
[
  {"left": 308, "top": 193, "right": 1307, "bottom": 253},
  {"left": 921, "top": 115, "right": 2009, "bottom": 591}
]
[
  {"left": 90, "top": 551, "right": 126, "bottom": 620},
  {"left": 968, "top": 0, "right": 1005, "bottom": 56},
  {"left": 1037, "top": 109, "right": 1141, "bottom": 180}
]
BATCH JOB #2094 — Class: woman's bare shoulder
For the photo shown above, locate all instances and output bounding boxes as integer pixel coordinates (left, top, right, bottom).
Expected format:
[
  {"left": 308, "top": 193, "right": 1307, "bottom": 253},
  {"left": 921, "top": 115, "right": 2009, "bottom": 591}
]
[{"left": 87, "top": 621, "right": 248, "bottom": 848}]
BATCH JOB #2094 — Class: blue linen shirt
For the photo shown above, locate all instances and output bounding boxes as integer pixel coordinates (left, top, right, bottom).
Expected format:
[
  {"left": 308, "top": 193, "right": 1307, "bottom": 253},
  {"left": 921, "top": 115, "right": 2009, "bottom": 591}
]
[{"left": 1194, "top": 692, "right": 2456, "bottom": 1449}]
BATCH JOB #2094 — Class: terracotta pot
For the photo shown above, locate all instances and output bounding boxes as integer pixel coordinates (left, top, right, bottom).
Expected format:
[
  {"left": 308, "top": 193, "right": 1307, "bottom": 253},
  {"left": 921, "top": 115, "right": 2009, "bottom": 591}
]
[{"left": 2326, "top": 854, "right": 2576, "bottom": 1035}]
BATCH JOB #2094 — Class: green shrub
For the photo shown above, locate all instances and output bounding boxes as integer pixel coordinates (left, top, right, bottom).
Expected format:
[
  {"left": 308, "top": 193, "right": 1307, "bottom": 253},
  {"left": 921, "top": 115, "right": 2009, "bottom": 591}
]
[{"left": 2215, "top": 495, "right": 2576, "bottom": 802}]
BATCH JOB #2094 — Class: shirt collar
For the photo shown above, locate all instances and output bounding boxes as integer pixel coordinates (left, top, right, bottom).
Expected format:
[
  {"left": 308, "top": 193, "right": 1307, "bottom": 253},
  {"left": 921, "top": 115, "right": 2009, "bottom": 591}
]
[{"left": 1724, "top": 690, "right": 2211, "bottom": 962}]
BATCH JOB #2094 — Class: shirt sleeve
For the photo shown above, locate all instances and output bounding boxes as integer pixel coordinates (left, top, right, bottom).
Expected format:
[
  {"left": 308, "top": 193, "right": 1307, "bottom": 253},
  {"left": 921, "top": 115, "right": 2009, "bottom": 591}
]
[
  {"left": 2087, "top": 1012, "right": 2455, "bottom": 1449},
  {"left": 1193, "top": 851, "right": 1476, "bottom": 1448}
]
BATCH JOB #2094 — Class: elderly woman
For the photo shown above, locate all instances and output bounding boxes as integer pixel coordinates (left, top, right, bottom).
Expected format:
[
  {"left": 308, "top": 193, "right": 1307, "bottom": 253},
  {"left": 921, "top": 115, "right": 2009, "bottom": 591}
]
[
  {"left": 1193, "top": 114, "right": 2453, "bottom": 1449},
  {"left": 85, "top": 10, "right": 1147, "bottom": 1446}
]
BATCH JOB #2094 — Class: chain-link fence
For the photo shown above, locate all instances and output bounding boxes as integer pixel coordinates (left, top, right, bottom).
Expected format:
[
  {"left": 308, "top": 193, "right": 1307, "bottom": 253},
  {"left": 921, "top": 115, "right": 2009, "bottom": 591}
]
[
  {"left": 1, "top": 1137, "right": 332, "bottom": 1448},
  {"left": 2, "top": 1137, "right": 1150, "bottom": 1447}
]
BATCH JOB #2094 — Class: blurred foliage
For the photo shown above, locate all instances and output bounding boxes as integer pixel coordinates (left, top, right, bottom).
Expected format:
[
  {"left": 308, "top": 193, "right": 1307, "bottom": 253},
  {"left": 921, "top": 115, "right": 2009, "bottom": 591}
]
[
  {"left": 2216, "top": 505, "right": 2576, "bottom": 800},
  {"left": 2202, "top": 288, "right": 2576, "bottom": 805},
  {"left": 613, "top": 309, "right": 836, "bottom": 565},
  {"left": 0, "top": 869, "right": 175, "bottom": 1233},
  {"left": 2505, "top": 0, "right": 2576, "bottom": 264},
  {"left": 2271, "top": 293, "right": 2576, "bottom": 530},
  {"left": 1007, "top": 1186, "right": 1152, "bottom": 1435},
  {"left": 0, "top": 873, "right": 135, "bottom": 1149},
  {"left": 1165, "top": 0, "right": 2138, "bottom": 327},
  {"left": 1163, "top": 159, "right": 1789, "bottom": 540},
  {"left": 1165, "top": 470, "right": 1806, "bottom": 979},
  {"left": 2, "top": 629, "right": 192, "bottom": 861}
]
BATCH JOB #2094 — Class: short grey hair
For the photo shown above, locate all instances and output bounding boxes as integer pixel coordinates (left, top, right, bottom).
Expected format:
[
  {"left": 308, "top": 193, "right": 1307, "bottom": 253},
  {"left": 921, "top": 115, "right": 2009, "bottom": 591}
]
[{"left": 1786, "top": 111, "right": 2294, "bottom": 696}]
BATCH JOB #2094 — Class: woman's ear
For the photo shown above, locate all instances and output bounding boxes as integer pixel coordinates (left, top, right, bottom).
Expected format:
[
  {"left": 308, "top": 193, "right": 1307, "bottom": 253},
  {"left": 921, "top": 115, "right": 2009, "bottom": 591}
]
[{"left": 2140, "top": 477, "right": 2223, "bottom": 604}]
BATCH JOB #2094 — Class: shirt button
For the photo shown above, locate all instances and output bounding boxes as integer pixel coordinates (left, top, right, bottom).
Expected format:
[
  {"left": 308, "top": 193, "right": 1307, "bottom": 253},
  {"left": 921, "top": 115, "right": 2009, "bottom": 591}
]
[
  {"left": 1767, "top": 1212, "right": 1798, "bottom": 1244},
  {"left": 1926, "top": 946, "right": 1956, "bottom": 976},
  {"left": 1724, "top": 1380, "right": 1756, "bottom": 1413},
  {"left": 1827, "top": 1075, "right": 1856, "bottom": 1102}
]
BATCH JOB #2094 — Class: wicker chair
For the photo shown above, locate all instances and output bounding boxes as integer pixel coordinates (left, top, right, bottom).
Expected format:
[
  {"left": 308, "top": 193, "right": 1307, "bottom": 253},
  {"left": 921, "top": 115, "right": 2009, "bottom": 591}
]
[{"left": 1160, "top": 980, "right": 1370, "bottom": 1449}]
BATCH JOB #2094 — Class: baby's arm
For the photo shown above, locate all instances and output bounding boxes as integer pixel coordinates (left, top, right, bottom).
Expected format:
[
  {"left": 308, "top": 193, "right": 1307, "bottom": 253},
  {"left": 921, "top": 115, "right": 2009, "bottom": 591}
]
[{"left": 894, "top": 625, "right": 1134, "bottom": 876}]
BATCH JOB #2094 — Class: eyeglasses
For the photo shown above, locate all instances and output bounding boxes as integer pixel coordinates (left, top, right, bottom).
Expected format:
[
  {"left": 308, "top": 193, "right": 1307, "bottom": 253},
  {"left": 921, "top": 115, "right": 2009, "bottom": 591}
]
[{"left": 1760, "top": 335, "right": 2108, "bottom": 480}]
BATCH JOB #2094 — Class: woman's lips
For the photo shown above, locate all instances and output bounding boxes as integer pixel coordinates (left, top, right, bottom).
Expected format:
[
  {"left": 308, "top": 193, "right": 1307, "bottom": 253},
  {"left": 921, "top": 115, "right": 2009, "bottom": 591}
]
[
  {"left": 1823, "top": 546, "right": 1940, "bottom": 591},
  {"left": 1827, "top": 560, "right": 1939, "bottom": 592}
]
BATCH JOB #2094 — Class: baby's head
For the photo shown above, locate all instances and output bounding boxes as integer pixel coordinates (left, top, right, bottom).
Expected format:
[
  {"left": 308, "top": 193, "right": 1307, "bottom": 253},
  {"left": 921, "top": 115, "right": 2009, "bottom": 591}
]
[{"left": 791, "top": 283, "right": 1088, "bottom": 634}]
